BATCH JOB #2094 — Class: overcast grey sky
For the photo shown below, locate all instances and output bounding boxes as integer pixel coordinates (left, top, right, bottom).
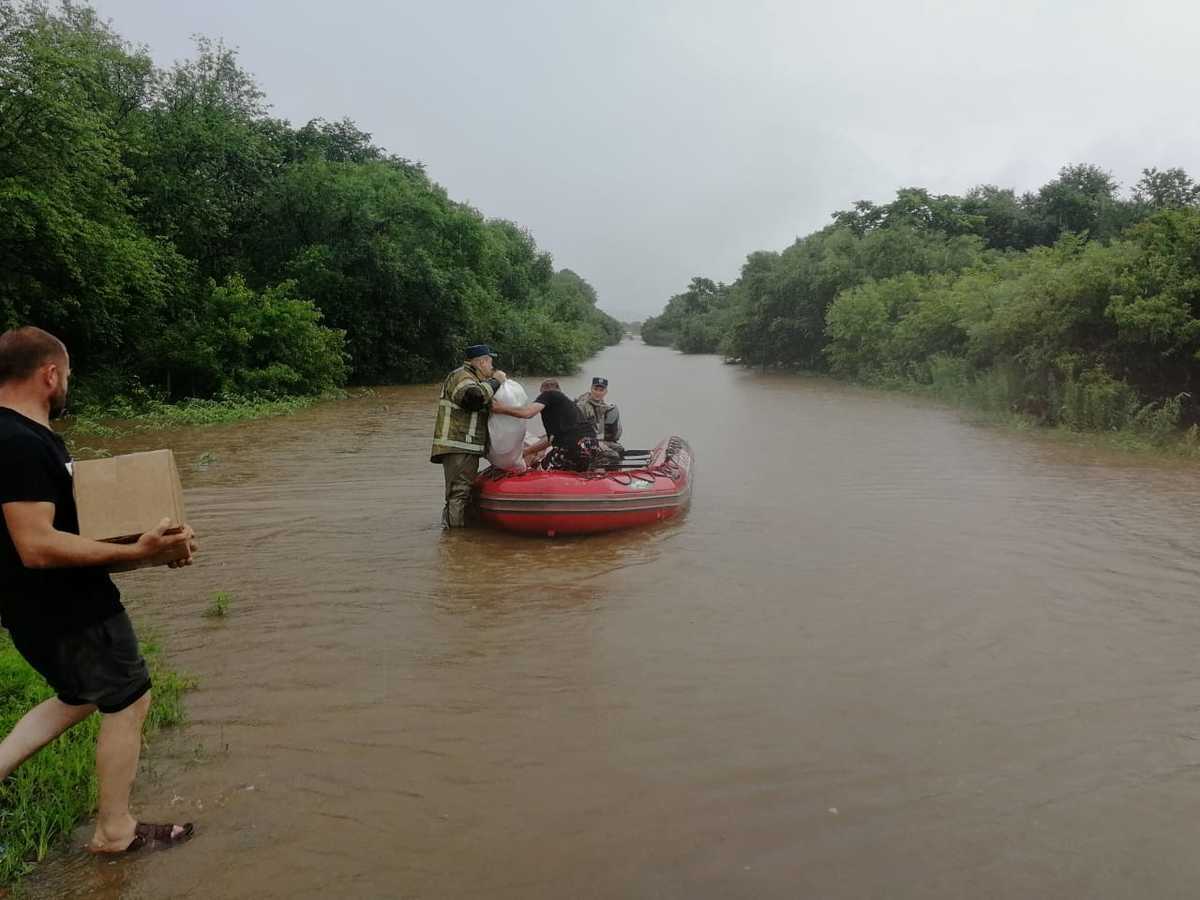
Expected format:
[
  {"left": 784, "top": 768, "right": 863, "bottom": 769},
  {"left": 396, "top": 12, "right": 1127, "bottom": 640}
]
[{"left": 92, "top": 0, "right": 1200, "bottom": 321}]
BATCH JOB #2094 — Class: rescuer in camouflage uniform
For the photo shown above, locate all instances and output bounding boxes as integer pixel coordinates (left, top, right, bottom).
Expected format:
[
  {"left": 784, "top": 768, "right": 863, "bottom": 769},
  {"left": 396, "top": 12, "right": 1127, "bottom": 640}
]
[
  {"left": 430, "top": 344, "right": 505, "bottom": 527},
  {"left": 575, "top": 376, "right": 623, "bottom": 456}
]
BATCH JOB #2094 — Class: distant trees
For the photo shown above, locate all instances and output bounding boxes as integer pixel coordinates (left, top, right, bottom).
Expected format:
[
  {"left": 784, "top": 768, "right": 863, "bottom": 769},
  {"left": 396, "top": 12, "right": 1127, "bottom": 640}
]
[
  {"left": 1133, "top": 167, "right": 1200, "bottom": 212},
  {"left": 649, "top": 164, "right": 1200, "bottom": 429},
  {"left": 0, "top": 2, "right": 619, "bottom": 404},
  {"left": 642, "top": 277, "right": 732, "bottom": 353}
]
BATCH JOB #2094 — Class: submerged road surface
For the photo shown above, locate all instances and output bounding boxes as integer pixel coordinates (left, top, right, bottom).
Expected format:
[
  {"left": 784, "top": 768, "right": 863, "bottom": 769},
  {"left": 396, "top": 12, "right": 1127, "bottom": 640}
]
[{"left": 22, "top": 340, "right": 1200, "bottom": 899}]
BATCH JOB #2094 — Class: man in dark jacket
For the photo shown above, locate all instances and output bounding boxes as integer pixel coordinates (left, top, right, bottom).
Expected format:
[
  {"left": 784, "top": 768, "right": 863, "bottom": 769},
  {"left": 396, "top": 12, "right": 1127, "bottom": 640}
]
[{"left": 430, "top": 344, "right": 507, "bottom": 526}]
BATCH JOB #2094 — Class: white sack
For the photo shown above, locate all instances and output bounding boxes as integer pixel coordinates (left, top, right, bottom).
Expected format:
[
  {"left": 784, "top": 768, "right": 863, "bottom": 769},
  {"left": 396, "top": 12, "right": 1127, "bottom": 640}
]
[{"left": 486, "top": 380, "right": 529, "bottom": 471}]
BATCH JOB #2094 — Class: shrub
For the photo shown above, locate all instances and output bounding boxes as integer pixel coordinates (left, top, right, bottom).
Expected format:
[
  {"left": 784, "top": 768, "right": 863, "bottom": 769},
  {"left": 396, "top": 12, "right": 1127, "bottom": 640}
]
[{"left": 1057, "top": 368, "right": 1141, "bottom": 431}]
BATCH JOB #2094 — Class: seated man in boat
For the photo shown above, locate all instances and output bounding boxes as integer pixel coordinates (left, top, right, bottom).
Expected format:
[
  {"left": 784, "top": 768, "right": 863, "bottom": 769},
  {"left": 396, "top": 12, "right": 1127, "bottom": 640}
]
[
  {"left": 493, "top": 380, "right": 620, "bottom": 472},
  {"left": 575, "top": 377, "right": 624, "bottom": 456}
]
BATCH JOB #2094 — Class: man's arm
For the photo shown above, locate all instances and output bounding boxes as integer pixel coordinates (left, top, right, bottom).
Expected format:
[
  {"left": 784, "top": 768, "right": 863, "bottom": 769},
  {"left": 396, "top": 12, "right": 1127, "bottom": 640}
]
[
  {"left": 491, "top": 402, "right": 545, "bottom": 419},
  {"left": 459, "top": 378, "right": 503, "bottom": 412},
  {"left": 2, "top": 503, "right": 195, "bottom": 570},
  {"left": 605, "top": 406, "right": 623, "bottom": 442},
  {"left": 455, "top": 371, "right": 507, "bottom": 413}
]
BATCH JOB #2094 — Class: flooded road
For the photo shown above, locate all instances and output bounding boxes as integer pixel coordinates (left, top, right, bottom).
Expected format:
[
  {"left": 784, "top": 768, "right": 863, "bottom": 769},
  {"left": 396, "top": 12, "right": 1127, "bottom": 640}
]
[{"left": 20, "top": 340, "right": 1200, "bottom": 899}]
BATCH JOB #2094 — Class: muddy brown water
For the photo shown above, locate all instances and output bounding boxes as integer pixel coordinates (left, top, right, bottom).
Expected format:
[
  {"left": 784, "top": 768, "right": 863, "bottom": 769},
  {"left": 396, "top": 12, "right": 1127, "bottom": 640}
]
[{"left": 16, "top": 340, "right": 1200, "bottom": 899}]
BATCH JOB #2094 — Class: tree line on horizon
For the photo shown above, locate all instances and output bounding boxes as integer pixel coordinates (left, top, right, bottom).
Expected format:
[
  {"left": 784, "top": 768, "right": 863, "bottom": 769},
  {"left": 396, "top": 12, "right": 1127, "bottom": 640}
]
[
  {"left": 0, "top": 1, "right": 621, "bottom": 407},
  {"left": 642, "top": 165, "right": 1200, "bottom": 432}
]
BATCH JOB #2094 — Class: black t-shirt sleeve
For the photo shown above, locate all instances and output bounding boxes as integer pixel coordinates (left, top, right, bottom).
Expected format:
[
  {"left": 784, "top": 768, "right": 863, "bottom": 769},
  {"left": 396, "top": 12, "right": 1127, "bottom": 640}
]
[
  {"left": 0, "top": 434, "right": 61, "bottom": 506},
  {"left": 533, "top": 392, "right": 555, "bottom": 435}
]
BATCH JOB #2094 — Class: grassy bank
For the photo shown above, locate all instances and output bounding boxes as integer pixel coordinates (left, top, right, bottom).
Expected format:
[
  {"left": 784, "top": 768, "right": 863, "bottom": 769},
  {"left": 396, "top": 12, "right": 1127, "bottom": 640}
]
[
  {"left": 62, "top": 390, "right": 352, "bottom": 441},
  {"left": 867, "top": 363, "right": 1200, "bottom": 461},
  {"left": 0, "top": 630, "right": 193, "bottom": 886}
]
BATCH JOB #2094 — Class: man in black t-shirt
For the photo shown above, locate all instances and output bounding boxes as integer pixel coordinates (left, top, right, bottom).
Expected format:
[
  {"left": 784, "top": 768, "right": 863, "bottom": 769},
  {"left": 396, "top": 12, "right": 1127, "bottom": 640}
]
[
  {"left": 0, "top": 327, "right": 198, "bottom": 855},
  {"left": 493, "top": 379, "right": 620, "bottom": 471}
]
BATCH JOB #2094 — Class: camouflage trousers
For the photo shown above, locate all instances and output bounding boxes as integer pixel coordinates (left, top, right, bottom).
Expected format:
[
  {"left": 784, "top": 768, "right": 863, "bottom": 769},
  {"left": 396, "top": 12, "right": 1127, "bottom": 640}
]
[{"left": 441, "top": 453, "right": 480, "bottom": 527}]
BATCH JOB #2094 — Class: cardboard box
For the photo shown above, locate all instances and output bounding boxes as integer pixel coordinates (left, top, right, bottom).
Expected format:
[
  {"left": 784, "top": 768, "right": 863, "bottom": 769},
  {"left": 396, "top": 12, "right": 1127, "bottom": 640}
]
[{"left": 72, "top": 449, "right": 189, "bottom": 571}]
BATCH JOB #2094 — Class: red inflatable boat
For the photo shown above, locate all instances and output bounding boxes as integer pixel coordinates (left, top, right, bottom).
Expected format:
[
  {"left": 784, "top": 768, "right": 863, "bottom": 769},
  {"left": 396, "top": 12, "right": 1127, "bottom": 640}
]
[{"left": 475, "top": 437, "right": 693, "bottom": 536}]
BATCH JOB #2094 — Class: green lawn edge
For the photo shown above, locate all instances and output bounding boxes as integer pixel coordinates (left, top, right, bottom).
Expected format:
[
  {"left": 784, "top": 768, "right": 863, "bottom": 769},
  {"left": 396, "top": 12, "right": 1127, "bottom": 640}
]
[{"left": 0, "top": 628, "right": 194, "bottom": 885}]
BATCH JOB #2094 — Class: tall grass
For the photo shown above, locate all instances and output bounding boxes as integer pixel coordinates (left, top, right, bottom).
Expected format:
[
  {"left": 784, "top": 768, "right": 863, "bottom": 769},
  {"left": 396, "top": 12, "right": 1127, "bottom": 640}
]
[
  {"left": 63, "top": 392, "right": 336, "bottom": 440},
  {"left": 0, "top": 630, "right": 193, "bottom": 885},
  {"left": 881, "top": 355, "right": 1200, "bottom": 459}
]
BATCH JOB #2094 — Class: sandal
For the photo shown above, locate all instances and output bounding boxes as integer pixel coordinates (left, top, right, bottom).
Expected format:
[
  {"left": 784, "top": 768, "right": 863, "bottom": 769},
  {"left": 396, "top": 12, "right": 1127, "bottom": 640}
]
[
  {"left": 135, "top": 822, "right": 195, "bottom": 845},
  {"left": 88, "top": 822, "right": 195, "bottom": 855}
]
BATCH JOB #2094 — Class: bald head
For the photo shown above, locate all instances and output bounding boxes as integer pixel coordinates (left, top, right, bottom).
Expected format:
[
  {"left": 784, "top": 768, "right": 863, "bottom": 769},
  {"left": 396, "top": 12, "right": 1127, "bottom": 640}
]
[{"left": 0, "top": 327, "right": 67, "bottom": 385}]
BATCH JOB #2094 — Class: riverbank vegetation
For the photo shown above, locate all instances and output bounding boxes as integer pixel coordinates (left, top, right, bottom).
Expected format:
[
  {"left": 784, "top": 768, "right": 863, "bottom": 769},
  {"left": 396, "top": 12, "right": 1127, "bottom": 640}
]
[
  {"left": 643, "top": 167, "right": 1200, "bottom": 447},
  {"left": 0, "top": 2, "right": 620, "bottom": 421},
  {"left": 0, "top": 628, "right": 193, "bottom": 885},
  {"left": 63, "top": 392, "right": 332, "bottom": 442}
]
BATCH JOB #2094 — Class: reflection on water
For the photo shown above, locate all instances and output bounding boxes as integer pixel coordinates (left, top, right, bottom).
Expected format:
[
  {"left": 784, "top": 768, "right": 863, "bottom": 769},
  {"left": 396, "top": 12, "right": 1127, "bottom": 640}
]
[{"left": 18, "top": 341, "right": 1200, "bottom": 899}]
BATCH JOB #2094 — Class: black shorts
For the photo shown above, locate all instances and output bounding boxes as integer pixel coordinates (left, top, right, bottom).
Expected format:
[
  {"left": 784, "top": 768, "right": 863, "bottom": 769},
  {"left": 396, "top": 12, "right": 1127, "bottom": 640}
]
[{"left": 11, "top": 612, "right": 152, "bottom": 714}]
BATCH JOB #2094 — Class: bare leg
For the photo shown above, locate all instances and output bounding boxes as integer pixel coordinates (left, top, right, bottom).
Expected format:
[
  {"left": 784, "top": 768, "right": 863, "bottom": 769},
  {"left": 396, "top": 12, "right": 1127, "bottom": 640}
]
[
  {"left": 88, "top": 691, "right": 151, "bottom": 852},
  {"left": 0, "top": 697, "right": 96, "bottom": 780}
]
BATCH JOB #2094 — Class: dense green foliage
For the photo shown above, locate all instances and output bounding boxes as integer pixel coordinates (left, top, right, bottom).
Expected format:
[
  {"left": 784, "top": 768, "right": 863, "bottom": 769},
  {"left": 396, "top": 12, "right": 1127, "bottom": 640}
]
[
  {"left": 642, "top": 277, "right": 734, "bottom": 353},
  {"left": 0, "top": 629, "right": 192, "bottom": 885},
  {"left": 645, "top": 168, "right": 1200, "bottom": 432},
  {"left": 0, "top": 2, "right": 618, "bottom": 407}
]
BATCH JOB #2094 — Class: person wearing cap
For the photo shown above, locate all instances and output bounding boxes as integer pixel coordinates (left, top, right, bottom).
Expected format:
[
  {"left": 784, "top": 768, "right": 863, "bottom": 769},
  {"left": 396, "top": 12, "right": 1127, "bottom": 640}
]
[
  {"left": 575, "top": 377, "right": 623, "bottom": 455},
  {"left": 430, "top": 345, "right": 506, "bottom": 527},
  {"left": 494, "top": 379, "right": 620, "bottom": 472}
]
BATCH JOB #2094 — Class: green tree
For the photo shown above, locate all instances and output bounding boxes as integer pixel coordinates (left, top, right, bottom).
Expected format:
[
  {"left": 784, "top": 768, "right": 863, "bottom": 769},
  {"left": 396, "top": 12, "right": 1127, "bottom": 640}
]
[
  {"left": 1133, "top": 167, "right": 1200, "bottom": 211},
  {"left": 1028, "top": 163, "right": 1135, "bottom": 242},
  {"left": 643, "top": 276, "right": 728, "bottom": 351},
  {"left": 480, "top": 219, "right": 554, "bottom": 308},
  {"left": 129, "top": 37, "right": 282, "bottom": 281},
  {"left": 1106, "top": 208, "right": 1200, "bottom": 397},
  {"left": 961, "top": 185, "right": 1043, "bottom": 250},
  {"left": 0, "top": 1, "right": 174, "bottom": 373},
  {"left": 148, "top": 274, "right": 347, "bottom": 398}
]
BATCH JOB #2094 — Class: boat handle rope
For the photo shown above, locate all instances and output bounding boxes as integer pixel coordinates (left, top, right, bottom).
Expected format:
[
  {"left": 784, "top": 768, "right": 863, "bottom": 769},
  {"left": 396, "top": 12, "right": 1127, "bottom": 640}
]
[{"left": 602, "top": 471, "right": 659, "bottom": 486}]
